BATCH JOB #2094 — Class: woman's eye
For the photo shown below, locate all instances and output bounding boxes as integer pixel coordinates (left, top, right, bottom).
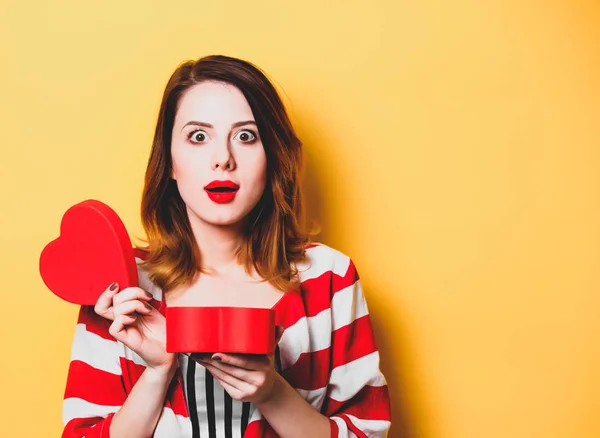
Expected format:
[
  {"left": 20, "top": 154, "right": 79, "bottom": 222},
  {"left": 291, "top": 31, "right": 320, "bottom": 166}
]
[
  {"left": 188, "top": 130, "right": 208, "bottom": 143},
  {"left": 235, "top": 129, "right": 257, "bottom": 143}
]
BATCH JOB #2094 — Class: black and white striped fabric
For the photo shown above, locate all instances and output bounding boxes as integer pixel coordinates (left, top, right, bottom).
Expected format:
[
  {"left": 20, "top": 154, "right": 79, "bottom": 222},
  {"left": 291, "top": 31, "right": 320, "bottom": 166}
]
[{"left": 180, "top": 347, "right": 282, "bottom": 438}]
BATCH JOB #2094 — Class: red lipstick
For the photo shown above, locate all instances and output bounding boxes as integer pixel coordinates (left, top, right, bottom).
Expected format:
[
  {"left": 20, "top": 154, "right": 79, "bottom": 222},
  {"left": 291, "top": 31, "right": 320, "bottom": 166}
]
[{"left": 204, "top": 180, "right": 239, "bottom": 204}]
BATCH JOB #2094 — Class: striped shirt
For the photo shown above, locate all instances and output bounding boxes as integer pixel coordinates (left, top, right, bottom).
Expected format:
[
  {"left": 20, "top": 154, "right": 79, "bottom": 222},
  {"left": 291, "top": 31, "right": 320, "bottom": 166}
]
[
  {"left": 61, "top": 243, "right": 392, "bottom": 437},
  {"left": 179, "top": 347, "right": 282, "bottom": 438}
]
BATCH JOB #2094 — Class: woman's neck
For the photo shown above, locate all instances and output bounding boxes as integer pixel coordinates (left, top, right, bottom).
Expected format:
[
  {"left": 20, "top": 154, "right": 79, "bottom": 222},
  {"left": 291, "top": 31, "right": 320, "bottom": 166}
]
[{"left": 189, "top": 216, "right": 246, "bottom": 276}]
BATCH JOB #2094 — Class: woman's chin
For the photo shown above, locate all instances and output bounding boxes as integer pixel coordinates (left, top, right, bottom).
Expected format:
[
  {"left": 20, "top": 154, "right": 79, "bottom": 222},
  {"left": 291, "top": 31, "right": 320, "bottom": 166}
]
[
  {"left": 201, "top": 215, "right": 247, "bottom": 228},
  {"left": 188, "top": 204, "right": 257, "bottom": 229}
]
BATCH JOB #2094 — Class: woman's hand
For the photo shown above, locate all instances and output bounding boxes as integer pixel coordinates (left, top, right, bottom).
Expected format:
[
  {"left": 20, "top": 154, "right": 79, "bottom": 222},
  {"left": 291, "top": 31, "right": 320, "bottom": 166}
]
[
  {"left": 194, "top": 326, "right": 285, "bottom": 404},
  {"left": 94, "top": 282, "right": 176, "bottom": 373}
]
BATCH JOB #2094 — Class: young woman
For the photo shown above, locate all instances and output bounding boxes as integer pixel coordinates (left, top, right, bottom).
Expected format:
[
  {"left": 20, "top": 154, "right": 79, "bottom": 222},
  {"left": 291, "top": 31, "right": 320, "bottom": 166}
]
[{"left": 61, "top": 55, "right": 391, "bottom": 438}]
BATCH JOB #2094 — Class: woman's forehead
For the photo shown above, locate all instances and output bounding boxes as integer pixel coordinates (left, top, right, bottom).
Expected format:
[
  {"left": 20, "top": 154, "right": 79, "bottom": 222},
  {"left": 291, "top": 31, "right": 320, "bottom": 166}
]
[{"left": 175, "top": 81, "right": 254, "bottom": 127}]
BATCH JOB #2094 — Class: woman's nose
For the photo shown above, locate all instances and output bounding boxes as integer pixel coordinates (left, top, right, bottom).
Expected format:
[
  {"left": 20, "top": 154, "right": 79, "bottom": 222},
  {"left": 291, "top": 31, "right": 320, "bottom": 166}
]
[{"left": 211, "top": 143, "right": 236, "bottom": 171}]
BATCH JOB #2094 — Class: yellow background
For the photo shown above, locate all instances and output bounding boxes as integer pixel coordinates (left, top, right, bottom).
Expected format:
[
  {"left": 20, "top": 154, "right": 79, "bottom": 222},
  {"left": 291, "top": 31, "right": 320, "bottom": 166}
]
[{"left": 1, "top": 1, "right": 598, "bottom": 437}]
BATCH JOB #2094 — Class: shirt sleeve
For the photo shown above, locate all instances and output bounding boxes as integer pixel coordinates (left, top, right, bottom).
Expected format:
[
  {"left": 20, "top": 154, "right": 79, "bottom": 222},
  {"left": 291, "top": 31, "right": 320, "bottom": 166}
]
[
  {"left": 61, "top": 305, "right": 127, "bottom": 438},
  {"left": 322, "top": 259, "right": 392, "bottom": 438}
]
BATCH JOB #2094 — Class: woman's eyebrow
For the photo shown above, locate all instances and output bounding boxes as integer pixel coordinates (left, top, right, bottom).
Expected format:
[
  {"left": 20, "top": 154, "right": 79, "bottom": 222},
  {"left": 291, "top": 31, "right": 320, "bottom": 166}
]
[{"left": 181, "top": 120, "right": 256, "bottom": 131}]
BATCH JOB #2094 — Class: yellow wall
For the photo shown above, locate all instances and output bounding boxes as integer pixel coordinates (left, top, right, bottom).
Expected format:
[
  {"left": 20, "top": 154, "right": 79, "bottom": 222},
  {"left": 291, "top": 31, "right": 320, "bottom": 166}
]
[{"left": 1, "top": 1, "right": 598, "bottom": 437}]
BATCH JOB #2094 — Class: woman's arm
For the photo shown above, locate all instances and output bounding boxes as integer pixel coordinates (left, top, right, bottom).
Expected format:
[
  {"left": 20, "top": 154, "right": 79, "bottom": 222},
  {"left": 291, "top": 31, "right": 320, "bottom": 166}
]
[
  {"left": 63, "top": 284, "right": 176, "bottom": 438},
  {"left": 62, "top": 305, "right": 175, "bottom": 438},
  {"left": 62, "top": 305, "right": 125, "bottom": 437},
  {"left": 319, "top": 259, "right": 391, "bottom": 437},
  {"left": 109, "top": 364, "right": 177, "bottom": 438},
  {"left": 259, "top": 291, "right": 393, "bottom": 437},
  {"left": 255, "top": 375, "right": 331, "bottom": 438}
]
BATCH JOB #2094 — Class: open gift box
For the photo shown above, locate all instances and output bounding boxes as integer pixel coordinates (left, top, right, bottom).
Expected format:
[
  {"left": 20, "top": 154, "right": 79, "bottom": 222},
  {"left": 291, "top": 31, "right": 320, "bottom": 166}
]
[
  {"left": 40, "top": 199, "right": 277, "bottom": 355},
  {"left": 166, "top": 306, "right": 277, "bottom": 355}
]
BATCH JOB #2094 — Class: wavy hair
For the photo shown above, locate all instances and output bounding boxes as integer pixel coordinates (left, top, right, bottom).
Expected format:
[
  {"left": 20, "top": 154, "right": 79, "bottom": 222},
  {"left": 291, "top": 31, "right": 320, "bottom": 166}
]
[{"left": 134, "top": 55, "right": 316, "bottom": 294}]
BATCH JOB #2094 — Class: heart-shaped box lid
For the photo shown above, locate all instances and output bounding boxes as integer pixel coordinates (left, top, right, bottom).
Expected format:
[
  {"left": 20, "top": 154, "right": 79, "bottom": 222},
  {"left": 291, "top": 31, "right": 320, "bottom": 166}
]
[{"left": 39, "top": 199, "right": 139, "bottom": 305}]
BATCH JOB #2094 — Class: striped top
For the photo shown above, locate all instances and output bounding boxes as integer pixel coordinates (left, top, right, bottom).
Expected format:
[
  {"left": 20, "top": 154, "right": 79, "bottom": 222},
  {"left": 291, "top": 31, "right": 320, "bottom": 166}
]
[
  {"left": 61, "top": 243, "right": 392, "bottom": 437},
  {"left": 181, "top": 354, "right": 251, "bottom": 438},
  {"left": 179, "top": 347, "right": 282, "bottom": 438}
]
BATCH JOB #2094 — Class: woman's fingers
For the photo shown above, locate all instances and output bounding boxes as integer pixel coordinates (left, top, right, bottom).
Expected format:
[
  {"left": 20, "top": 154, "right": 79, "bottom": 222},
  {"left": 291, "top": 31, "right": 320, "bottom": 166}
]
[
  {"left": 94, "top": 282, "right": 120, "bottom": 320},
  {"left": 109, "top": 311, "right": 142, "bottom": 338},
  {"left": 201, "top": 358, "right": 254, "bottom": 380},
  {"left": 113, "top": 300, "right": 152, "bottom": 319},
  {"left": 210, "top": 354, "right": 269, "bottom": 371},
  {"left": 94, "top": 283, "right": 153, "bottom": 322},
  {"left": 211, "top": 374, "right": 244, "bottom": 400},
  {"left": 119, "top": 313, "right": 138, "bottom": 325},
  {"left": 202, "top": 362, "right": 251, "bottom": 393},
  {"left": 112, "top": 287, "right": 153, "bottom": 307},
  {"left": 190, "top": 353, "right": 213, "bottom": 362},
  {"left": 108, "top": 314, "right": 128, "bottom": 338}
]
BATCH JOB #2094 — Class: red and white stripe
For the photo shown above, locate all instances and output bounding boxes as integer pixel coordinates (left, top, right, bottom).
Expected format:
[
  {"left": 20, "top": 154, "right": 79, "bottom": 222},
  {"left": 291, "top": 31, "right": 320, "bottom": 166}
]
[{"left": 61, "top": 243, "right": 391, "bottom": 437}]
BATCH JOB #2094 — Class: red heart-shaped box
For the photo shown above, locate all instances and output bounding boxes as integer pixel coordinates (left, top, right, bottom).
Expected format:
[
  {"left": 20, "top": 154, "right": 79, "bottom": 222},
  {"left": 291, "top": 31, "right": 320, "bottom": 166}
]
[
  {"left": 39, "top": 199, "right": 139, "bottom": 305},
  {"left": 166, "top": 306, "right": 276, "bottom": 355}
]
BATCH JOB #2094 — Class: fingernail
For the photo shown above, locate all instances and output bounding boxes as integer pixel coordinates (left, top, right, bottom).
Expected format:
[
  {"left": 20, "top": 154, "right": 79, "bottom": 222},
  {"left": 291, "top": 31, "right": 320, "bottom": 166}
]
[
  {"left": 145, "top": 291, "right": 153, "bottom": 298},
  {"left": 212, "top": 355, "right": 222, "bottom": 362},
  {"left": 144, "top": 302, "right": 153, "bottom": 310},
  {"left": 109, "top": 282, "right": 118, "bottom": 291}
]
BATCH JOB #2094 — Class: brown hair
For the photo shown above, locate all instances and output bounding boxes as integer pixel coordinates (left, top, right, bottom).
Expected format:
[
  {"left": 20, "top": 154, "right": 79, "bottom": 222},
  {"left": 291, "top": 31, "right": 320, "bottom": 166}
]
[{"left": 134, "top": 55, "right": 315, "bottom": 294}]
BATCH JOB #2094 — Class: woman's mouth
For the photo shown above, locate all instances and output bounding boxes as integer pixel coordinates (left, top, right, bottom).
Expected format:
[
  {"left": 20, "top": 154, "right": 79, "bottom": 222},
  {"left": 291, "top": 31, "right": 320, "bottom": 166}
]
[{"left": 204, "top": 180, "right": 239, "bottom": 204}]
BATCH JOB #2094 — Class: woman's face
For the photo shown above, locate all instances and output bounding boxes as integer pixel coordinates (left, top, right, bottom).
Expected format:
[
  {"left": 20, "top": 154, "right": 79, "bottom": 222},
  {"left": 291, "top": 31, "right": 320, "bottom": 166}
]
[{"left": 170, "top": 81, "right": 267, "bottom": 228}]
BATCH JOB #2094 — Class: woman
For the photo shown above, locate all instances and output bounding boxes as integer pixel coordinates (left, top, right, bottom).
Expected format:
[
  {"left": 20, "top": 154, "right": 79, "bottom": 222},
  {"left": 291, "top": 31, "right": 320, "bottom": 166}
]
[{"left": 61, "top": 55, "right": 391, "bottom": 438}]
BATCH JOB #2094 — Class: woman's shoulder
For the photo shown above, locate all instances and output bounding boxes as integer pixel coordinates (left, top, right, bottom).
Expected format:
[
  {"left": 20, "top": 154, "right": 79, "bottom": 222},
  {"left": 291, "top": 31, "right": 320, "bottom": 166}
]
[
  {"left": 296, "top": 242, "right": 359, "bottom": 292},
  {"left": 132, "top": 242, "right": 360, "bottom": 303}
]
